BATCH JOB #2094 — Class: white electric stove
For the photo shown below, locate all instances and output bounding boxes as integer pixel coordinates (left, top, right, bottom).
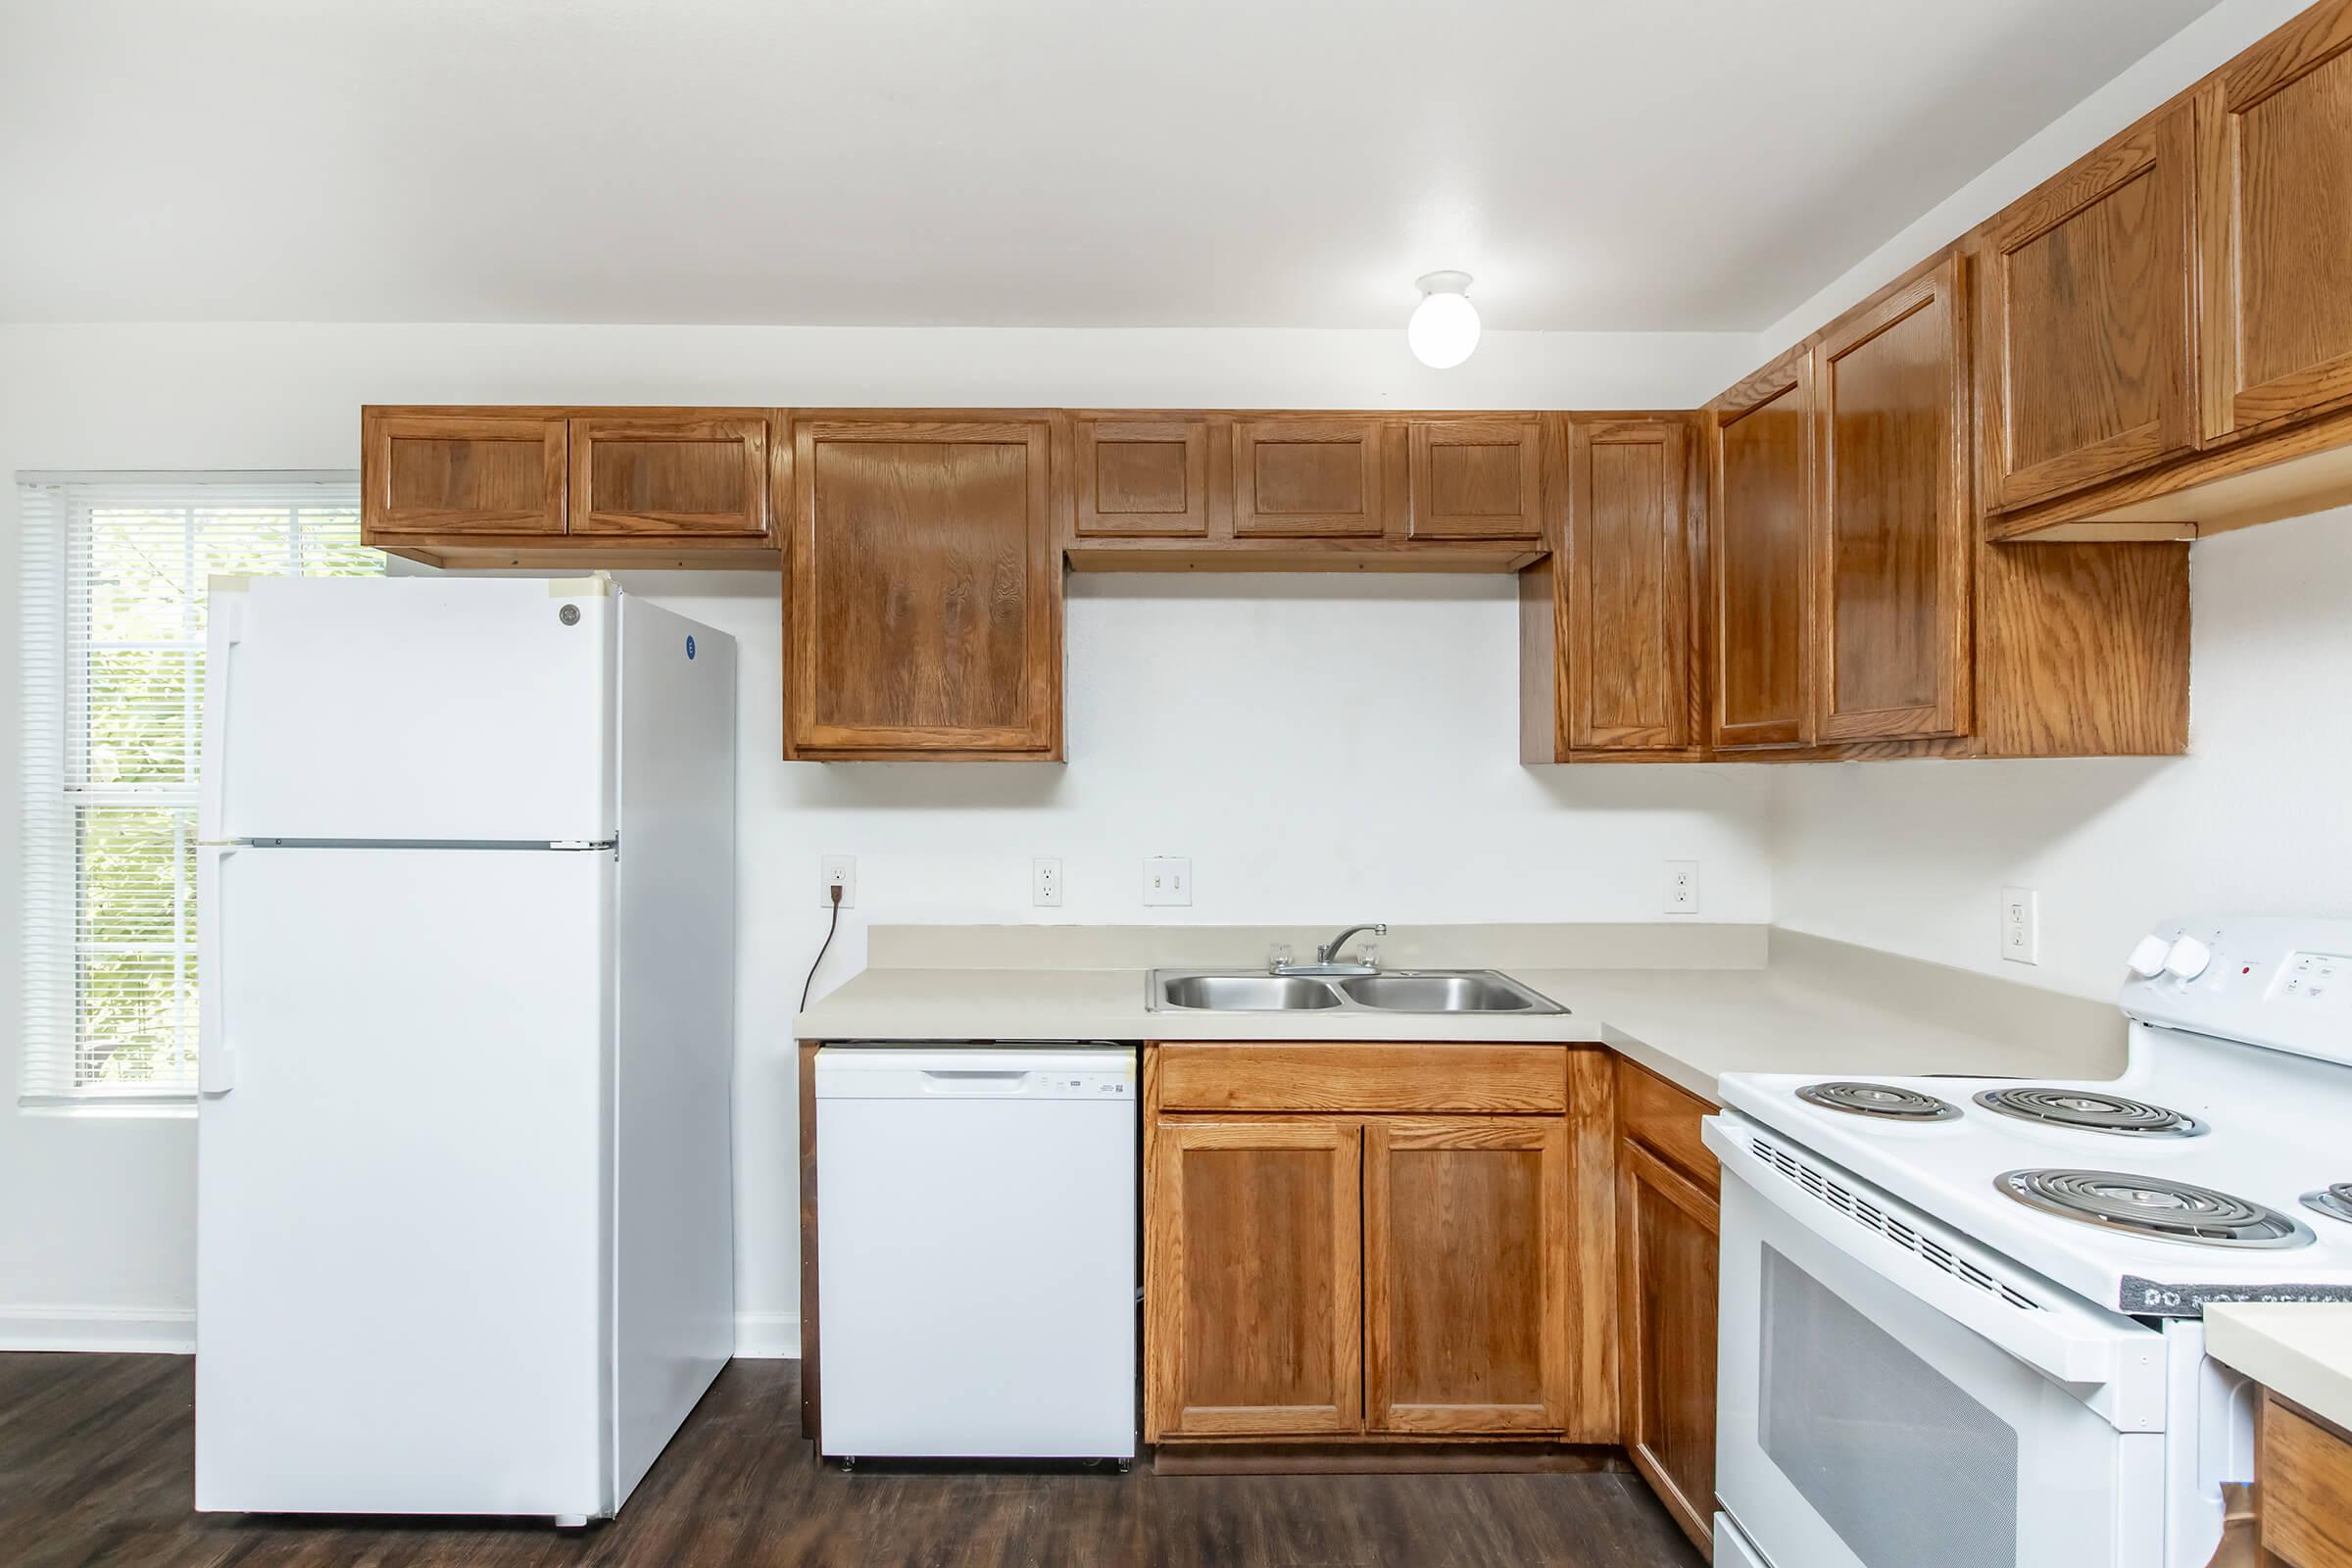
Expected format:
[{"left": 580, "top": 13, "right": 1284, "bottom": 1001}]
[{"left": 1707, "top": 915, "right": 2352, "bottom": 1568}]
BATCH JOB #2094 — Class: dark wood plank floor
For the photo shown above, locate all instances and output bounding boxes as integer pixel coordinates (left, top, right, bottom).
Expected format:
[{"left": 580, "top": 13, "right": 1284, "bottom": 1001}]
[{"left": 0, "top": 1354, "right": 1706, "bottom": 1568}]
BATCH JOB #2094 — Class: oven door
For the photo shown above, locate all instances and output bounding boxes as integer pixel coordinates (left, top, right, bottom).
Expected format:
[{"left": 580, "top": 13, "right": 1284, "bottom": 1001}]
[{"left": 1707, "top": 1114, "right": 2168, "bottom": 1568}]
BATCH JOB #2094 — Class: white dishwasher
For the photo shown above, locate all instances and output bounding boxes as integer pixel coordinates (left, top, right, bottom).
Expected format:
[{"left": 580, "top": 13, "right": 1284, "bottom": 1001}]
[{"left": 813, "top": 1045, "right": 1137, "bottom": 1463}]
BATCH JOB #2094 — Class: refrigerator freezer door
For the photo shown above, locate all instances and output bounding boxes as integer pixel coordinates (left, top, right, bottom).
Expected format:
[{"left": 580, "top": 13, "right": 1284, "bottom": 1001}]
[
  {"left": 207, "top": 576, "right": 613, "bottom": 843},
  {"left": 610, "top": 596, "right": 736, "bottom": 1505},
  {"left": 196, "top": 846, "right": 612, "bottom": 1518}
]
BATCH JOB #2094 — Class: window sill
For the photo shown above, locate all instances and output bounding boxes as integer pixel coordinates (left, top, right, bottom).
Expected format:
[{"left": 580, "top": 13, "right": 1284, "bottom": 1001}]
[{"left": 18, "top": 1097, "right": 196, "bottom": 1121}]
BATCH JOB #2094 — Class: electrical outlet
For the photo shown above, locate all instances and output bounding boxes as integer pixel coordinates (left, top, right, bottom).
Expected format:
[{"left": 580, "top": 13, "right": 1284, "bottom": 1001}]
[
  {"left": 1143, "top": 856, "right": 1192, "bottom": 906},
  {"left": 1032, "top": 857, "right": 1063, "bottom": 907},
  {"left": 821, "top": 855, "right": 857, "bottom": 909},
  {"left": 2002, "top": 886, "right": 2039, "bottom": 964},
  {"left": 1665, "top": 860, "right": 1699, "bottom": 915}
]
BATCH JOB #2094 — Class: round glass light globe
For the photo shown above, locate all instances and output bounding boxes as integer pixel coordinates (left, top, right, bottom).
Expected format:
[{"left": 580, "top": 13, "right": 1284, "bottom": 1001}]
[{"left": 1407, "top": 289, "right": 1481, "bottom": 368}]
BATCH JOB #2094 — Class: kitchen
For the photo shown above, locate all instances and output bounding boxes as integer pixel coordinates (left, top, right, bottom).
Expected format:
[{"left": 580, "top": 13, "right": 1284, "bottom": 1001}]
[{"left": 6, "top": 1, "right": 2352, "bottom": 1565}]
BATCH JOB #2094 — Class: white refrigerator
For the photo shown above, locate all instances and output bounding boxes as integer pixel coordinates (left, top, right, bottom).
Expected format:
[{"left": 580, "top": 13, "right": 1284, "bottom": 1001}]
[{"left": 193, "top": 575, "right": 737, "bottom": 1524}]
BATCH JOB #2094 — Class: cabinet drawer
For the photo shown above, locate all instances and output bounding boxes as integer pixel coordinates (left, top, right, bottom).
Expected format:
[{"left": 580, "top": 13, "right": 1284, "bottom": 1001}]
[
  {"left": 1616, "top": 1056, "right": 1717, "bottom": 1191},
  {"left": 1154, "top": 1044, "right": 1567, "bottom": 1114}
]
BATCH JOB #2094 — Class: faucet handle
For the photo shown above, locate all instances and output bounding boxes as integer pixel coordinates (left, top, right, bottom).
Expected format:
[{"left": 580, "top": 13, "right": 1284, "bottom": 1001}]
[{"left": 1266, "top": 943, "right": 1294, "bottom": 973}]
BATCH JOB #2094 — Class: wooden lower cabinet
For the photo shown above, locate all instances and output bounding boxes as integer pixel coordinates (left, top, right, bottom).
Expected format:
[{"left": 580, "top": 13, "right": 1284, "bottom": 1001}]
[
  {"left": 2252, "top": 1393, "right": 2352, "bottom": 1567},
  {"left": 1364, "top": 1117, "right": 1572, "bottom": 1434},
  {"left": 1143, "top": 1043, "right": 1614, "bottom": 1458},
  {"left": 1616, "top": 1060, "right": 1721, "bottom": 1559},
  {"left": 1144, "top": 1117, "right": 1363, "bottom": 1438}
]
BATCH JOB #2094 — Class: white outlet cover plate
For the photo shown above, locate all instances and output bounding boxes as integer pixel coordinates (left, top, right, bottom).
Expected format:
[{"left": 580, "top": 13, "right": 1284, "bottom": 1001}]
[
  {"left": 1143, "top": 856, "right": 1192, "bottom": 906},
  {"left": 822, "top": 855, "right": 857, "bottom": 909},
  {"left": 2002, "top": 885, "right": 2039, "bottom": 964},
  {"left": 1032, "top": 857, "right": 1063, "bottom": 907},
  {"left": 1665, "top": 859, "right": 1699, "bottom": 915}
]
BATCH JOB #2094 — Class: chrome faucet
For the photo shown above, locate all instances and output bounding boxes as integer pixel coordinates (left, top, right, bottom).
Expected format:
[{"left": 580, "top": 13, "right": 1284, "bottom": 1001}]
[{"left": 1273, "top": 923, "right": 1388, "bottom": 977}]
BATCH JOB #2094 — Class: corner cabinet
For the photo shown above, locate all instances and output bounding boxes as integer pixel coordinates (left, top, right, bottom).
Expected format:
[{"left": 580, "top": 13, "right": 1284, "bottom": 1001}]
[
  {"left": 1707, "top": 349, "right": 1815, "bottom": 751},
  {"left": 1521, "top": 414, "right": 1706, "bottom": 762},
  {"left": 782, "top": 412, "right": 1063, "bottom": 760},
  {"left": 1143, "top": 1043, "right": 1616, "bottom": 1461},
  {"left": 1615, "top": 1059, "right": 1721, "bottom": 1559}
]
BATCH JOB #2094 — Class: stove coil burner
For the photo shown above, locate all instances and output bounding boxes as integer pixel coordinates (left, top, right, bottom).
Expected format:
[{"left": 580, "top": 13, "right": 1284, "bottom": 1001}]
[
  {"left": 1973, "top": 1087, "right": 2207, "bottom": 1138},
  {"left": 1795, "top": 1081, "right": 1961, "bottom": 1122},
  {"left": 1998, "top": 1169, "right": 2313, "bottom": 1249},
  {"left": 2302, "top": 1184, "right": 2352, "bottom": 1225}
]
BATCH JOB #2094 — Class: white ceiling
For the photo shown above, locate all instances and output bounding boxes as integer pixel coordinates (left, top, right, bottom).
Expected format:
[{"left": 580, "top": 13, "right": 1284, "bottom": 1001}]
[{"left": 0, "top": 0, "right": 2221, "bottom": 330}]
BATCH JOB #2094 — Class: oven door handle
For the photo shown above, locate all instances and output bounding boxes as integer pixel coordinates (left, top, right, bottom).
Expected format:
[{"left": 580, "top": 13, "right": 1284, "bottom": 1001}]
[{"left": 1704, "top": 1114, "right": 2154, "bottom": 1396}]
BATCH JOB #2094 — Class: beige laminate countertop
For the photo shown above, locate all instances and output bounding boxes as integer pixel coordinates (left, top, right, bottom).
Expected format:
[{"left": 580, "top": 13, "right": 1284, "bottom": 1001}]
[
  {"left": 2207, "top": 1304, "right": 2352, "bottom": 1434},
  {"left": 792, "top": 925, "right": 2126, "bottom": 1103}
]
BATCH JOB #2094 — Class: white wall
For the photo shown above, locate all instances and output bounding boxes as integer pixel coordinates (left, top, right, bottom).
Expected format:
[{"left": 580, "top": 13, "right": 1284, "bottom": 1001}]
[
  {"left": 1771, "top": 510, "right": 2352, "bottom": 1001},
  {"left": 0, "top": 320, "right": 1769, "bottom": 1349}
]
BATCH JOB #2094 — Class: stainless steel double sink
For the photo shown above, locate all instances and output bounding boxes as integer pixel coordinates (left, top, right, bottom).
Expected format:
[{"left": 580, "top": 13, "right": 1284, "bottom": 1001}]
[{"left": 1148, "top": 968, "right": 1566, "bottom": 1015}]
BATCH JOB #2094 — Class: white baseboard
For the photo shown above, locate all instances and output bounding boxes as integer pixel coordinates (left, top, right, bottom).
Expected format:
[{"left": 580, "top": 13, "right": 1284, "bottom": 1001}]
[
  {"left": 0, "top": 1305, "right": 196, "bottom": 1354},
  {"left": 0, "top": 1305, "right": 796, "bottom": 1361},
  {"left": 732, "top": 1310, "right": 801, "bottom": 1359}
]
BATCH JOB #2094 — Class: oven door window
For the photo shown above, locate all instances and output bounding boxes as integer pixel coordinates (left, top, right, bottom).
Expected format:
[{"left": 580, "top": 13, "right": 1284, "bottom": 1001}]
[
  {"left": 1762, "top": 1242, "right": 2016, "bottom": 1566},
  {"left": 1716, "top": 1174, "right": 2161, "bottom": 1568}
]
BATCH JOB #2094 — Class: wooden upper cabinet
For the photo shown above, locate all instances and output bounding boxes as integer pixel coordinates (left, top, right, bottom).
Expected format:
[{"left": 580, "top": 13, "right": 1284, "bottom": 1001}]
[
  {"left": 2200, "top": 0, "right": 2352, "bottom": 443},
  {"left": 1815, "top": 260, "right": 1973, "bottom": 744},
  {"left": 1564, "top": 417, "right": 1695, "bottom": 752},
  {"left": 785, "top": 415, "right": 1060, "bottom": 759},
  {"left": 1407, "top": 419, "right": 1544, "bottom": 540},
  {"left": 1232, "top": 418, "right": 1387, "bottom": 538},
  {"left": 1362, "top": 1117, "right": 1571, "bottom": 1436},
  {"left": 1072, "top": 416, "right": 1212, "bottom": 538},
  {"left": 1981, "top": 103, "right": 2198, "bottom": 512},
  {"left": 567, "top": 413, "right": 767, "bottom": 538},
  {"left": 1146, "top": 1118, "right": 1362, "bottom": 1439},
  {"left": 1709, "top": 349, "right": 1816, "bottom": 751},
  {"left": 363, "top": 410, "right": 565, "bottom": 536}
]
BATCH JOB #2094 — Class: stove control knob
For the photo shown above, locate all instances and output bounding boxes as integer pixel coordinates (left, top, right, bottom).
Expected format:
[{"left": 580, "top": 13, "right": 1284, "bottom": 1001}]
[
  {"left": 2165, "top": 935, "right": 2213, "bottom": 982},
  {"left": 2128, "top": 936, "right": 2171, "bottom": 979}
]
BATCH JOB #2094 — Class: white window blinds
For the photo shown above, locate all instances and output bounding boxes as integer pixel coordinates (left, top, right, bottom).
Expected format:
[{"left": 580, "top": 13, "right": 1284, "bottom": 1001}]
[{"left": 18, "top": 475, "right": 380, "bottom": 1103}]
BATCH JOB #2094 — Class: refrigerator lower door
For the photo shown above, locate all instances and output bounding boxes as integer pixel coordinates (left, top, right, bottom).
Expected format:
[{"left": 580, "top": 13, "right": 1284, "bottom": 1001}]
[
  {"left": 207, "top": 575, "right": 614, "bottom": 843},
  {"left": 196, "top": 845, "right": 612, "bottom": 1518}
]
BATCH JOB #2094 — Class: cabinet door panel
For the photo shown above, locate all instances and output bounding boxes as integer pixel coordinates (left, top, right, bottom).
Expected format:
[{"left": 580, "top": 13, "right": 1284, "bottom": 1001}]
[
  {"left": 1566, "top": 418, "right": 1693, "bottom": 751},
  {"left": 1074, "top": 417, "right": 1211, "bottom": 538},
  {"left": 2203, "top": 3, "right": 2352, "bottom": 438},
  {"left": 1618, "top": 1139, "right": 1719, "bottom": 1556},
  {"left": 1232, "top": 419, "right": 1386, "bottom": 538},
  {"left": 787, "top": 416, "right": 1058, "bottom": 757},
  {"left": 1710, "top": 351, "right": 1815, "bottom": 751},
  {"left": 1408, "top": 419, "right": 1543, "bottom": 539},
  {"left": 1363, "top": 1117, "right": 1570, "bottom": 1435},
  {"left": 1816, "top": 261, "right": 1972, "bottom": 743},
  {"left": 569, "top": 414, "right": 767, "bottom": 537},
  {"left": 1984, "top": 106, "right": 2196, "bottom": 510},
  {"left": 1146, "top": 1118, "right": 1361, "bottom": 1438},
  {"left": 364, "top": 411, "right": 565, "bottom": 536}
]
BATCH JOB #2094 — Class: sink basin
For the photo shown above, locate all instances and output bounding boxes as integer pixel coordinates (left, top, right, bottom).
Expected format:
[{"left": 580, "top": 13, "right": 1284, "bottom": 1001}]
[
  {"left": 1336, "top": 973, "right": 1550, "bottom": 1012},
  {"left": 1156, "top": 974, "right": 1344, "bottom": 1010},
  {"left": 1149, "top": 968, "right": 1565, "bottom": 1015}
]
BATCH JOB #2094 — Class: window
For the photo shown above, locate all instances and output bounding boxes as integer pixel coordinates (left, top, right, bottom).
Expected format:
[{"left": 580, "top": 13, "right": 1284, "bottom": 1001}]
[{"left": 18, "top": 475, "right": 379, "bottom": 1104}]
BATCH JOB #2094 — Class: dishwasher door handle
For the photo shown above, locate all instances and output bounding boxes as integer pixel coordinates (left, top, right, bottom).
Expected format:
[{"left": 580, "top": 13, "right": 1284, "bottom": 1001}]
[{"left": 919, "top": 1069, "right": 1034, "bottom": 1096}]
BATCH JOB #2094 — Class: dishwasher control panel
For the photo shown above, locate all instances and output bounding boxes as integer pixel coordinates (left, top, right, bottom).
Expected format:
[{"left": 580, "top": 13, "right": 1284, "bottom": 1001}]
[{"left": 815, "top": 1045, "right": 1137, "bottom": 1101}]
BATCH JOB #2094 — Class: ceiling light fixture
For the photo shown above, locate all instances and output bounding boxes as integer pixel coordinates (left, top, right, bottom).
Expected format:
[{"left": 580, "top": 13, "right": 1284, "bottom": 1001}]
[{"left": 1407, "top": 270, "right": 1481, "bottom": 368}]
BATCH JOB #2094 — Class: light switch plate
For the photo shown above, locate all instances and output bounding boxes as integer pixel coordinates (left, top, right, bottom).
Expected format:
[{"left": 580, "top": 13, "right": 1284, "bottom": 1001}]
[
  {"left": 821, "top": 855, "right": 857, "bottom": 909},
  {"left": 1032, "top": 857, "right": 1063, "bottom": 907},
  {"left": 1665, "top": 860, "right": 1699, "bottom": 915},
  {"left": 1143, "top": 857, "right": 1192, "bottom": 906},
  {"left": 2002, "top": 886, "right": 2038, "bottom": 964}
]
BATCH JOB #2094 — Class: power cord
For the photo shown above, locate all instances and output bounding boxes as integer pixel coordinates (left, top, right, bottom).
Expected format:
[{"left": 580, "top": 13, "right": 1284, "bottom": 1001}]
[{"left": 801, "top": 882, "right": 844, "bottom": 1012}]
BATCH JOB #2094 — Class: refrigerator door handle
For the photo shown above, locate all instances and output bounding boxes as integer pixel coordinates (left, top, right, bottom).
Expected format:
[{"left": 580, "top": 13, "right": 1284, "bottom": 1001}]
[
  {"left": 198, "top": 843, "right": 238, "bottom": 1095},
  {"left": 199, "top": 594, "right": 245, "bottom": 842}
]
